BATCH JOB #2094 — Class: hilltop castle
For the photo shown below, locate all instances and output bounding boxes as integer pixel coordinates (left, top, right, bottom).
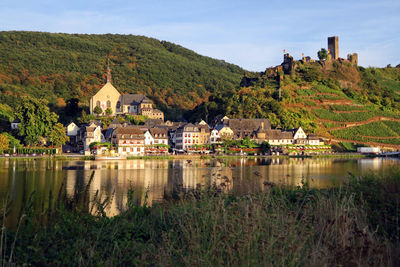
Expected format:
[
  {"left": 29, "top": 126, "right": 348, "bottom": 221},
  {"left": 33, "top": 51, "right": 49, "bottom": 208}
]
[
  {"left": 281, "top": 36, "right": 358, "bottom": 74},
  {"left": 89, "top": 66, "right": 164, "bottom": 120}
]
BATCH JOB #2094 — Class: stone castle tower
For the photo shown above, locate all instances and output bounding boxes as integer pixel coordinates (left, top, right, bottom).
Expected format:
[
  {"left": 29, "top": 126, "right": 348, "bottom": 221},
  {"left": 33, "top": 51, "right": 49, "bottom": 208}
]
[{"left": 328, "top": 36, "right": 339, "bottom": 60}]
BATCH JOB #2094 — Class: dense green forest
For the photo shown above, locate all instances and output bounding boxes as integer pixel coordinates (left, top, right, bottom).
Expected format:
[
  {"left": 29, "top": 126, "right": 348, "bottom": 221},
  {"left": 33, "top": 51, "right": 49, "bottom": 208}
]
[{"left": 0, "top": 31, "right": 245, "bottom": 121}]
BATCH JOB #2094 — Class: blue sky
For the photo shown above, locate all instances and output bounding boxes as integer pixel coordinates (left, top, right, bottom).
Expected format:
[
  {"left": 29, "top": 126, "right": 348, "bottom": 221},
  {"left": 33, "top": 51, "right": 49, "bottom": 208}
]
[{"left": 1, "top": 0, "right": 399, "bottom": 71}]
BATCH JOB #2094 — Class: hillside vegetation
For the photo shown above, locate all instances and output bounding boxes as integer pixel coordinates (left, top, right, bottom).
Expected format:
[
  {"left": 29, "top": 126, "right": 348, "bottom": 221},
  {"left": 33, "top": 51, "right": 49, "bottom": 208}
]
[
  {"left": 1, "top": 31, "right": 400, "bottom": 148},
  {"left": 0, "top": 31, "right": 244, "bottom": 121},
  {"left": 191, "top": 59, "right": 400, "bottom": 148}
]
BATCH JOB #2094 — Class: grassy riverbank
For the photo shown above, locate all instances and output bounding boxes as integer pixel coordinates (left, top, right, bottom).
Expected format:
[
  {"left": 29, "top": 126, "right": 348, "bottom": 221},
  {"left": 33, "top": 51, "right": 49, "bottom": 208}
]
[{"left": 1, "top": 170, "right": 399, "bottom": 265}]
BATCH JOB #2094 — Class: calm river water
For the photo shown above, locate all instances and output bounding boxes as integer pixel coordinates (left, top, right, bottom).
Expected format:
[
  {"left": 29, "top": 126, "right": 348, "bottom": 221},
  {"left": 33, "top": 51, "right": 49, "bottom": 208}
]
[{"left": 0, "top": 157, "right": 398, "bottom": 226}]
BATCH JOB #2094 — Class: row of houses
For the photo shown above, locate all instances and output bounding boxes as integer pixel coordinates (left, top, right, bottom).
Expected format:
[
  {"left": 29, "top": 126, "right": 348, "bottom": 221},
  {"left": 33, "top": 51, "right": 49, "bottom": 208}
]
[
  {"left": 65, "top": 116, "right": 323, "bottom": 156},
  {"left": 66, "top": 119, "right": 169, "bottom": 155}
]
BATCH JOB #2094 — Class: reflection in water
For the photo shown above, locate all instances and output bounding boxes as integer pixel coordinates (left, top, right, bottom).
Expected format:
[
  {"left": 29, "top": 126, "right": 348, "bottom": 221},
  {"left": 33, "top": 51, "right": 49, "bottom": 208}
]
[{"left": 0, "top": 157, "right": 398, "bottom": 226}]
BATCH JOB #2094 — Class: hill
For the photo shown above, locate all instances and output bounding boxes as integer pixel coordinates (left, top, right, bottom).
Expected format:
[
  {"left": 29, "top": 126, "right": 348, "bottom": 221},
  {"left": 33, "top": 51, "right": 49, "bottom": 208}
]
[
  {"left": 1, "top": 31, "right": 400, "bottom": 149},
  {"left": 188, "top": 58, "right": 400, "bottom": 149},
  {"left": 0, "top": 31, "right": 245, "bottom": 121}
]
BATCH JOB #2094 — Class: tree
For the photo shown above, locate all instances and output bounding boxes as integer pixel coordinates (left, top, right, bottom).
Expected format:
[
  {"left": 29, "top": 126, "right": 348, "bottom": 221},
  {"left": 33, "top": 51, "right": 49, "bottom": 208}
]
[
  {"left": 261, "top": 141, "right": 271, "bottom": 154},
  {"left": 1, "top": 132, "right": 21, "bottom": 148},
  {"left": 0, "top": 134, "right": 9, "bottom": 150},
  {"left": 77, "top": 110, "right": 96, "bottom": 124},
  {"left": 94, "top": 106, "right": 103, "bottom": 115},
  {"left": 65, "top": 98, "right": 80, "bottom": 116},
  {"left": 317, "top": 48, "right": 328, "bottom": 61},
  {"left": 78, "top": 110, "right": 88, "bottom": 124},
  {"left": 0, "top": 103, "right": 14, "bottom": 122},
  {"left": 15, "top": 96, "right": 59, "bottom": 145},
  {"left": 126, "top": 115, "right": 147, "bottom": 125},
  {"left": 105, "top": 108, "right": 113, "bottom": 115},
  {"left": 48, "top": 123, "right": 69, "bottom": 147}
]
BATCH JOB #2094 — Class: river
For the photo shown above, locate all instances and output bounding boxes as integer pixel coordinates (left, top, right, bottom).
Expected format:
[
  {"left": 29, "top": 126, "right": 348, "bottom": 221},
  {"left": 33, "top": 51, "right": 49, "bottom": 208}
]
[{"left": 0, "top": 157, "right": 398, "bottom": 227}]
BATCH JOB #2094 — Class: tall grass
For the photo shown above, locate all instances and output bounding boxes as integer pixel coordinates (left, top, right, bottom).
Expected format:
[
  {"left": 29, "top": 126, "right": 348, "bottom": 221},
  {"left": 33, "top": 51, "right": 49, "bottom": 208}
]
[{"left": 0, "top": 171, "right": 398, "bottom": 266}]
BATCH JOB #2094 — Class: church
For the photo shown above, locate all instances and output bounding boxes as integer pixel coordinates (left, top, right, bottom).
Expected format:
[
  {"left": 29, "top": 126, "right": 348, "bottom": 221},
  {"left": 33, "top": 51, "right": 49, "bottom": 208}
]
[{"left": 89, "top": 66, "right": 164, "bottom": 121}]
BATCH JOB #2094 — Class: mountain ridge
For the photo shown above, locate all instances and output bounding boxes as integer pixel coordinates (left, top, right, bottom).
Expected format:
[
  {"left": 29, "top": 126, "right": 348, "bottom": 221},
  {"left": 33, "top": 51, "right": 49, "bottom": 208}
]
[{"left": 0, "top": 31, "right": 245, "bottom": 120}]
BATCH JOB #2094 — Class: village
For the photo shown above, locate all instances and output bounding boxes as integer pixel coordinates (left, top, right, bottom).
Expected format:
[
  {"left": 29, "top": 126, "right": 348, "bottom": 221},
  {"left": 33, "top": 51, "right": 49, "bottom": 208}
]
[{"left": 58, "top": 66, "right": 331, "bottom": 158}]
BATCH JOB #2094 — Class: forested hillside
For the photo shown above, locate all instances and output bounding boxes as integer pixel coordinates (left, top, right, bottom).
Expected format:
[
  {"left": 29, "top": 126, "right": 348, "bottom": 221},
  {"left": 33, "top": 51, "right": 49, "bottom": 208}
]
[
  {"left": 1, "top": 31, "right": 400, "bottom": 148},
  {"left": 191, "top": 59, "right": 400, "bottom": 148},
  {"left": 0, "top": 31, "right": 244, "bottom": 120}
]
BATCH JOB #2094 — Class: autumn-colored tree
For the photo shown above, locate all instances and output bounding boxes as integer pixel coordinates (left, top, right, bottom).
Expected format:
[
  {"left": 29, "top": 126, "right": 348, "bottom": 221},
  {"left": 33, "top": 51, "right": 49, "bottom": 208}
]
[
  {"left": 0, "top": 134, "right": 9, "bottom": 150},
  {"left": 1, "top": 132, "right": 21, "bottom": 148},
  {"left": 48, "top": 123, "right": 69, "bottom": 147}
]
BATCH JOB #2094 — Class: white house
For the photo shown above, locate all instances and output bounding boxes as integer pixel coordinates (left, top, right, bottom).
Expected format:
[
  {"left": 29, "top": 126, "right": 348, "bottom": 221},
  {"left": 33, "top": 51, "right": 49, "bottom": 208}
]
[
  {"left": 66, "top": 122, "right": 80, "bottom": 136},
  {"left": 210, "top": 129, "right": 220, "bottom": 144},
  {"left": 175, "top": 123, "right": 200, "bottom": 150},
  {"left": 82, "top": 123, "right": 105, "bottom": 151},
  {"left": 210, "top": 125, "right": 234, "bottom": 144},
  {"left": 144, "top": 130, "right": 154, "bottom": 145},
  {"left": 293, "top": 127, "right": 307, "bottom": 140},
  {"left": 10, "top": 119, "right": 20, "bottom": 130}
]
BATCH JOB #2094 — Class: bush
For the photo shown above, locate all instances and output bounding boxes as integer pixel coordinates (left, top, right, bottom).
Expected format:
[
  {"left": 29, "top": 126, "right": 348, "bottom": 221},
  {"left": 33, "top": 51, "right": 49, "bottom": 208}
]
[
  {"left": 105, "top": 108, "right": 113, "bottom": 115},
  {"left": 94, "top": 106, "right": 103, "bottom": 115},
  {"left": 345, "top": 168, "right": 400, "bottom": 240}
]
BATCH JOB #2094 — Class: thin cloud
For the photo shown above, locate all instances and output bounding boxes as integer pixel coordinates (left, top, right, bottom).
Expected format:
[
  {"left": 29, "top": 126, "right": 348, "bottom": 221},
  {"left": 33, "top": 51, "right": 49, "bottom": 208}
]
[{"left": 0, "top": 0, "right": 399, "bottom": 69}]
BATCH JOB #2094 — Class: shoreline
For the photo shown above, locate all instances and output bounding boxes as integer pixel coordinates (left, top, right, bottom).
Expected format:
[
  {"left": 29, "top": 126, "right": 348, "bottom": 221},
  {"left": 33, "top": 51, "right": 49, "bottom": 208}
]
[{"left": 0, "top": 152, "right": 368, "bottom": 161}]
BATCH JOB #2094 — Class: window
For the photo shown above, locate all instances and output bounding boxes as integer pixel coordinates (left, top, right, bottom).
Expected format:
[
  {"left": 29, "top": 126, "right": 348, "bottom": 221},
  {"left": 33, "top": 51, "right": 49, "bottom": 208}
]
[
  {"left": 107, "top": 100, "right": 111, "bottom": 108},
  {"left": 96, "top": 101, "right": 100, "bottom": 107},
  {"left": 116, "top": 101, "right": 121, "bottom": 109}
]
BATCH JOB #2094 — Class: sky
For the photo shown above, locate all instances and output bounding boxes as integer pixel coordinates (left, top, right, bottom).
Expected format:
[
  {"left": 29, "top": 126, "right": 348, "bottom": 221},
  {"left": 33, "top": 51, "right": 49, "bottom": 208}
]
[{"left": 1, "top": 0, "right": 399, "bottom": 71}]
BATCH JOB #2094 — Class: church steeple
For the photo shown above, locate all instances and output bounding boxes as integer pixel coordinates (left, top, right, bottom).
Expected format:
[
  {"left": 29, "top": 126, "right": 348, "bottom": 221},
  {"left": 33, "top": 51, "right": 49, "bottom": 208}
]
[{"left": 106, "top": 59, "right": 112, "bottom": 84}]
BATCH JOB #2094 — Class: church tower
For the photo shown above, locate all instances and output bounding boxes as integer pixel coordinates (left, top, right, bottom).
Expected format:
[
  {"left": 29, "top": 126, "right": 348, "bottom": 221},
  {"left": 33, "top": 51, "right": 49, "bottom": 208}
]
[
  {"left": 106, "top": 64, "right": 112, "bottom": 83},
  {"left": 89, "top": 62, "right": 120, "bottom": 116}
]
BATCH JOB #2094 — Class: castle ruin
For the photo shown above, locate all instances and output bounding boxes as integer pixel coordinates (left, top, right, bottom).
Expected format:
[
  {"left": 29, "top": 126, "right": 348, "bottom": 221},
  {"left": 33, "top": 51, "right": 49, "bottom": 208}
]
[
  {"left": 328, "top": 36, "right": 339, "bottom": 60},
  {"left": 282, "top": 53, "right": 295, "bottom": 74}
]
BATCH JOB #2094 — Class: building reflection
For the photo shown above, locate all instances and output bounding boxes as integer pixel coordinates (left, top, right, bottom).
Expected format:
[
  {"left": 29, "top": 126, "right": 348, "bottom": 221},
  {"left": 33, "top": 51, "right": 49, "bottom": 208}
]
[{"left": 1, "top": 157, "right": 399, "bottom": 224}]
